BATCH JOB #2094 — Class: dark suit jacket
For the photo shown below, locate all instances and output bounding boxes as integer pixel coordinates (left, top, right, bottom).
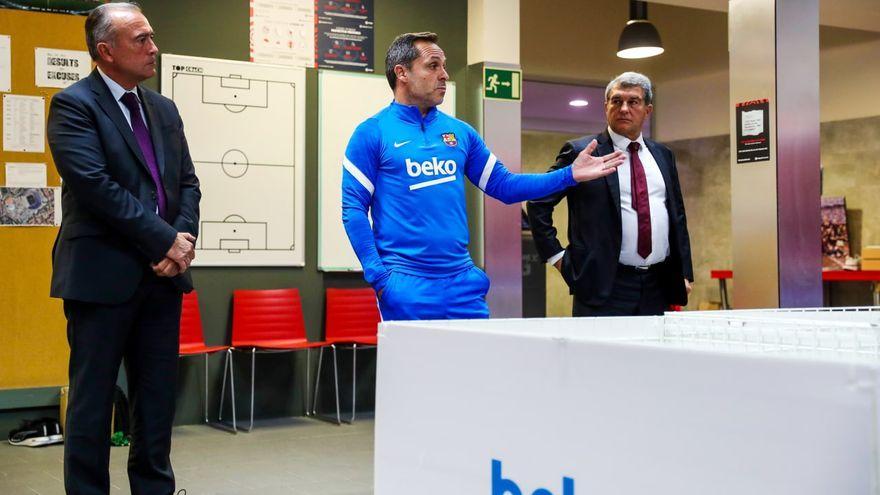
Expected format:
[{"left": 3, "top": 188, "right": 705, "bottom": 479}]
[
  {"left": 527, "top": 130, "right": 693, "bottom": 307},
  {"left": 47, "top": 70, "right": 200, "bottom": 304}
]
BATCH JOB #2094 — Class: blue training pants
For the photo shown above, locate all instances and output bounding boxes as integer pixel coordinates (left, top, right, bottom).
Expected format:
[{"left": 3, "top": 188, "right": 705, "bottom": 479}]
[{"left": 377, "top": 266, "right": 491, "bottom": 321}]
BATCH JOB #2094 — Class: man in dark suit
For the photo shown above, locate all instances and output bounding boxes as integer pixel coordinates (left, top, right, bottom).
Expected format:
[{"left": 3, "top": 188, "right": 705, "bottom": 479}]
[
  {"left": 528, "top": 72, "right": 692, "bottom": 317},
  {"left": 47, "top": 4, "right": 199, "bottom": 494}
]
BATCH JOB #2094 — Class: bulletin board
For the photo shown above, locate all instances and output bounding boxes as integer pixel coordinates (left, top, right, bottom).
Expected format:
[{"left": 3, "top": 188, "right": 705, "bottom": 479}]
[{"left": 0, "top": 9, "right": 87, "bottom": 391}]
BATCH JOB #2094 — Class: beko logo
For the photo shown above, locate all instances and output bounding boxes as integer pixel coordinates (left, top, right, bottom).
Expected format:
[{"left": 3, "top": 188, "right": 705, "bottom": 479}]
[
  {"left": 405, "top": 157, "right": 458, "bottom": 190},
  {"left": 492, "top": 459, "right": 574, "bottom": 495}
]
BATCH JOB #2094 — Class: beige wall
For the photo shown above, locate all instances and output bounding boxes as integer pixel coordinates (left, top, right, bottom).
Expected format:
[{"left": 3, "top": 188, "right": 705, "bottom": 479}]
[
  {"left": 653, "top": 38, "right": 880, "bottom": 143},
  {"left": 820, "top": 39, "right": 880, "bottom": 123},
  {"left": 653, "top": 70, "right": 729, "bottom": 143}
]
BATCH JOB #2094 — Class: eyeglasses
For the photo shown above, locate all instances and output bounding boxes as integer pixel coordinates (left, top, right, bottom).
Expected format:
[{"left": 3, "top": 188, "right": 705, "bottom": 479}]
[{"left": 606, "top": 97, "right": 645, "bottom": 109}]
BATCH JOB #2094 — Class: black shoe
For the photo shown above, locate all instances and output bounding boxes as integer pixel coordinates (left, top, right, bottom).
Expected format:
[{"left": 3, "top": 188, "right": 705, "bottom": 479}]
[{"left": 7, "top": 417, "right": 63, "bottom": 447}]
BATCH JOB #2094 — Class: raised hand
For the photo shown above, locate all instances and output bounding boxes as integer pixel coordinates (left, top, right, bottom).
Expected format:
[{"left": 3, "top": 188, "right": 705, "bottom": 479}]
[{"left": 570, "top": 139, "right": 625, "bottom": 183}]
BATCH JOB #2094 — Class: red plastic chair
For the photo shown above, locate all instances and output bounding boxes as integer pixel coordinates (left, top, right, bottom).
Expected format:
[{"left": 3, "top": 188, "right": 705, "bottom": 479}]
[
  {"left": 312, "top": 288, "right": 380, "bottom": 424},
  {"left": 218, "top": 288, "right": 326, "bottom": 432},
  {"left": 711, "top": 270, "right": 733, "bottom": 309},
  {"left": 178, "top": 291, "right": 234, "bottom": 427}
]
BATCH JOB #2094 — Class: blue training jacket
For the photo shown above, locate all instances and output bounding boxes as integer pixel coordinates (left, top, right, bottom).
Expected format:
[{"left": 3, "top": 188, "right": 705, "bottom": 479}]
[{"left": 341, "top": 101, "right": 576, "bottom": 289}]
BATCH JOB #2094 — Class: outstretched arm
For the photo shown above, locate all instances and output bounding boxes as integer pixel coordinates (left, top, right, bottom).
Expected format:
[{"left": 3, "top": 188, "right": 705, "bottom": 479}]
[{"left": 464, "top": 128, "right": 623, "bottom": 205}]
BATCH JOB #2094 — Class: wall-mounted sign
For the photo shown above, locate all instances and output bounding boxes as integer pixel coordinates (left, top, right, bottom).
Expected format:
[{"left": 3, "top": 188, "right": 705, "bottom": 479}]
[
  {"left": 35, "top": 48, "right": 91, "bottom": 89},
  {"left": 483, "top": 67, "right": 521, "bottom": 101},
  {"left": 0, "top": 35, "right": 11, "bottom": 92},
  {"left": 316, "top": 0, "right": 374, "bottom": 73},
  {"left": 735, "top": 98, "right": 770, "bottom": 163},
  {"left": 249, "top": 0, "right": 315, "bottom": 68},
  {"left": 3, "top": 94, "right": 45, "bottom": 153}
]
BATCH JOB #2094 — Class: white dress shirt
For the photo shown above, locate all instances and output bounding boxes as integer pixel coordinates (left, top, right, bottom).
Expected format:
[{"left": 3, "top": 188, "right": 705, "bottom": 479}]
[
  {"left": 548, "top": 128, "right": 670, "bottom": 268},
  {"left": 97, "top": 66, "right": 149, "bottom": 131},
  {"left": 609, "top": 127, "right": 670, "bottom": 266}
]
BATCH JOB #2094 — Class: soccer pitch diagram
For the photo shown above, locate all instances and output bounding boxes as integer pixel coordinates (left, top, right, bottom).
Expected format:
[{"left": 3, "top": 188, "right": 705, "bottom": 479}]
[{"left": 161, "top": 54, "right": 305, "bottom": 266}]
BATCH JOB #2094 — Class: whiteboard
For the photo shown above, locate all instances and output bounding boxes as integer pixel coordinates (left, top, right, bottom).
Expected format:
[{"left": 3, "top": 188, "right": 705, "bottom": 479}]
[
  {"left": 161, "top": 54, "right": 306, "bottom": 266},
  {"left": 318, "top": 71, "right": 456, "bottom": 271}
]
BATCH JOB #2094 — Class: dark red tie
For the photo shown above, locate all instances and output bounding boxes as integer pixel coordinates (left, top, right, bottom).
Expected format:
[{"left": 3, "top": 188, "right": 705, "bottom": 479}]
[
  {"left": 120, "top": 92, "right": 167, "bottom": 218},
  {"left": 628, "top": 141, "right": 652, "bottom": 259}
]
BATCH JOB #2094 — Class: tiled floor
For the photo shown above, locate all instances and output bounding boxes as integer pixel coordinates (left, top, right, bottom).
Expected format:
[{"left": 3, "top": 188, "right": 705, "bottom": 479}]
[{"left": 0, "top": 417, "right": 374, "bottom": 495}]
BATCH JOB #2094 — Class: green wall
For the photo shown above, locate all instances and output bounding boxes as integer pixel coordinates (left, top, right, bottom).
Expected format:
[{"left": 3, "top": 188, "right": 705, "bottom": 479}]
[{"left": 134, "top": 0, "right": 470, "bottom": 424}]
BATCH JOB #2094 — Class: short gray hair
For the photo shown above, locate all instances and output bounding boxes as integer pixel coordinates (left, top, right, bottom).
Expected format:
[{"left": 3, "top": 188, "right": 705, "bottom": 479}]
[
  {"left": 85, "top": 2, "right": 142, "bottom": 61},
  {"left": 605, "top": 71, "right": 653, "bottom": 105},
  {"left": 385, "top": 32, "right": 438, "bottom": 90}
]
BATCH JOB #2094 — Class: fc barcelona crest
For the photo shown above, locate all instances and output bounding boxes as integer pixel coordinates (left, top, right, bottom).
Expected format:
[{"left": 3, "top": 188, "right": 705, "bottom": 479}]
[{"left": 442, "top": 133, "right": 458, "bottom": 147}]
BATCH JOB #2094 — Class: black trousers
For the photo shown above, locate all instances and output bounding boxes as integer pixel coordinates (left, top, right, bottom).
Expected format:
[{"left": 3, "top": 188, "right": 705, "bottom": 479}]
[
  {"left": 63, "top": 274, "right": 182, "bottom": 495},
  {"left": 573, "top": 264, "right": 668, "bottom": 317}
]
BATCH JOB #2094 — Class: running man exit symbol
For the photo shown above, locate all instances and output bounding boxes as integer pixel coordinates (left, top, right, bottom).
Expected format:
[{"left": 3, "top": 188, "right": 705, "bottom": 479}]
[{"left": 483, "top": 67, "right": 522, "bottom": 101}]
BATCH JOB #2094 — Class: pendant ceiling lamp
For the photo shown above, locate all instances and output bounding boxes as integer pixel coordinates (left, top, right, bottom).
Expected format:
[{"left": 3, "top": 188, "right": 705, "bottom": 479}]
[{"left": 617, "top": 0, "right": 664, "bottom": 59}]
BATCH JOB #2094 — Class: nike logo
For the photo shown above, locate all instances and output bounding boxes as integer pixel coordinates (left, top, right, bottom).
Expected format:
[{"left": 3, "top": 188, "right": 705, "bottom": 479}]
[{"left": 393, "top": 140, "right": 412, "bottom": 148}]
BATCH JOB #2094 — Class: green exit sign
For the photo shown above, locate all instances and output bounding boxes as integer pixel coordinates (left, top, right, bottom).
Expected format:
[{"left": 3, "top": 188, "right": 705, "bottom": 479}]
[{"left": 483, "top": 67, "right": 522, "bottom": 101}]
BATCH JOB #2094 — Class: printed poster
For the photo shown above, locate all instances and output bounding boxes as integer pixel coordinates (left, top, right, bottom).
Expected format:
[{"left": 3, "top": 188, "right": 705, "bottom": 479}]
[
  {"left": 735, "top": 98, "right": 771, "bottom": 163},
  {"left": 820, "top": 196, "right": 851, "bottom": 270},
  {"left": 35, "top": 48, "right": 91, "bottom": 88},
  {"left": 0, "top": 35, "right": 11, "bottom": 92},
  {"left": 316, "top": 0, "right": 374, "bottom": 72},
  {"left": 249, "top": 0, "right": 315, "bottom": 67},
  {"left": 3, "top": 94, "right": 45, "bottom": 153}
]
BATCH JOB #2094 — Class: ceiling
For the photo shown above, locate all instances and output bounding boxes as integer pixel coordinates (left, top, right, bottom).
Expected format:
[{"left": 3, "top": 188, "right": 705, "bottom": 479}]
[
  {"left": 649, "top": 0, "right": 880, "bottom": 33},
  {"left": 520, "top": 0, "right": 880, "bottom": 85}
]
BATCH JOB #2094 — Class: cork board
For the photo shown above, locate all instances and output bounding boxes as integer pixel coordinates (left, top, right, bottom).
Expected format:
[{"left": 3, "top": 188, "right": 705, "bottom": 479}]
[{"left": 0, "top": 9, "right": 87, "bottom": 390}]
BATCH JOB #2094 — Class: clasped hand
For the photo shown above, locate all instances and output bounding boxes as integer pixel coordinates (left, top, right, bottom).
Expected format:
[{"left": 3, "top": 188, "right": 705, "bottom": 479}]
[{"left": 152, "top": 232, "right": 196, "bottom": 277}]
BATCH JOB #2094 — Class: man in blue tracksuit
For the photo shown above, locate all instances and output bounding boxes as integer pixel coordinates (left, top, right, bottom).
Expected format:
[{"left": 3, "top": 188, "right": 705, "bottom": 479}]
[{"left": 342, "top": 32, "right": 625, "bottom": 320}]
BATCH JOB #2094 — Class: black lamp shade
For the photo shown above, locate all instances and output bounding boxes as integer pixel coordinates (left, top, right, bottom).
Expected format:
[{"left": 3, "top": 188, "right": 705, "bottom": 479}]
[{"left": 617, "top": 20, "right": 664, "bottom": 59}]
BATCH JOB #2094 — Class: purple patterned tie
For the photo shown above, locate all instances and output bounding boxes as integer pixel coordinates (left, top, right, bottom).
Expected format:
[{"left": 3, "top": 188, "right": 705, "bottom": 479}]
[
  {"left": 119, "top": 92, "right": 166, "bottom": 218},
  {"left": 628, "top": 141, "right": 652, "bottom": 259}
]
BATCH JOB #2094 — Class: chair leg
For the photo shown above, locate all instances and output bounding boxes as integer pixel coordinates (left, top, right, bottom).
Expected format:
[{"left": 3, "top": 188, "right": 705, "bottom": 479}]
[
  {"left": 203, "top": 354, "right": 209, "bottom": 424},
  {"left": 720, "top": 280, "right": 730, "bottom": 310},
  {"left": 219, "top": 350, "right": 229, "bottom": 421},
  {"left": 247, "top": 348, "right": 256, "bottom": 432},
  {"left": 349, "top": 344, "right": 357, "bottom": 424},
  {"left": 229, "top": 349, "right": 237, "bottom": 432},
  {"left": 305, "top": 348, "right": 311, "bottom": 416},
  {"left": 313, "top": 347, "right": 324, "bottom": 415},
  {"left": 332, "top": 344, "right": 341, "bottom": 425}
]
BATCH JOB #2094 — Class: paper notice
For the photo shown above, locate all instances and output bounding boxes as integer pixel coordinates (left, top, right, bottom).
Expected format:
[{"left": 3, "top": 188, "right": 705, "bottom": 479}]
[
  {"left": 741, "top": 109, "right": 764, "bottom": 137},
  {"left": 250, "top": 0, "right": 315, "bottom": 67},
  {"left": 5, "top": 162, "right": 47, "bottom": 187},
  {"left": 3, "top": 94, "right": 45, "bottom": 153},
  {"left": 35, "top": 48, "right": 91, "bottom": 89},
  {"left": 0, "top": 35, "right": 10, "bottom": 92}
]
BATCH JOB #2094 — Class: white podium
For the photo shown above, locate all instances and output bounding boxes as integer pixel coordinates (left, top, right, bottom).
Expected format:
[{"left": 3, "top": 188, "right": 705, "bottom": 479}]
[{"left": 374, "top": 309, "right": 880, "bottom": 495}]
